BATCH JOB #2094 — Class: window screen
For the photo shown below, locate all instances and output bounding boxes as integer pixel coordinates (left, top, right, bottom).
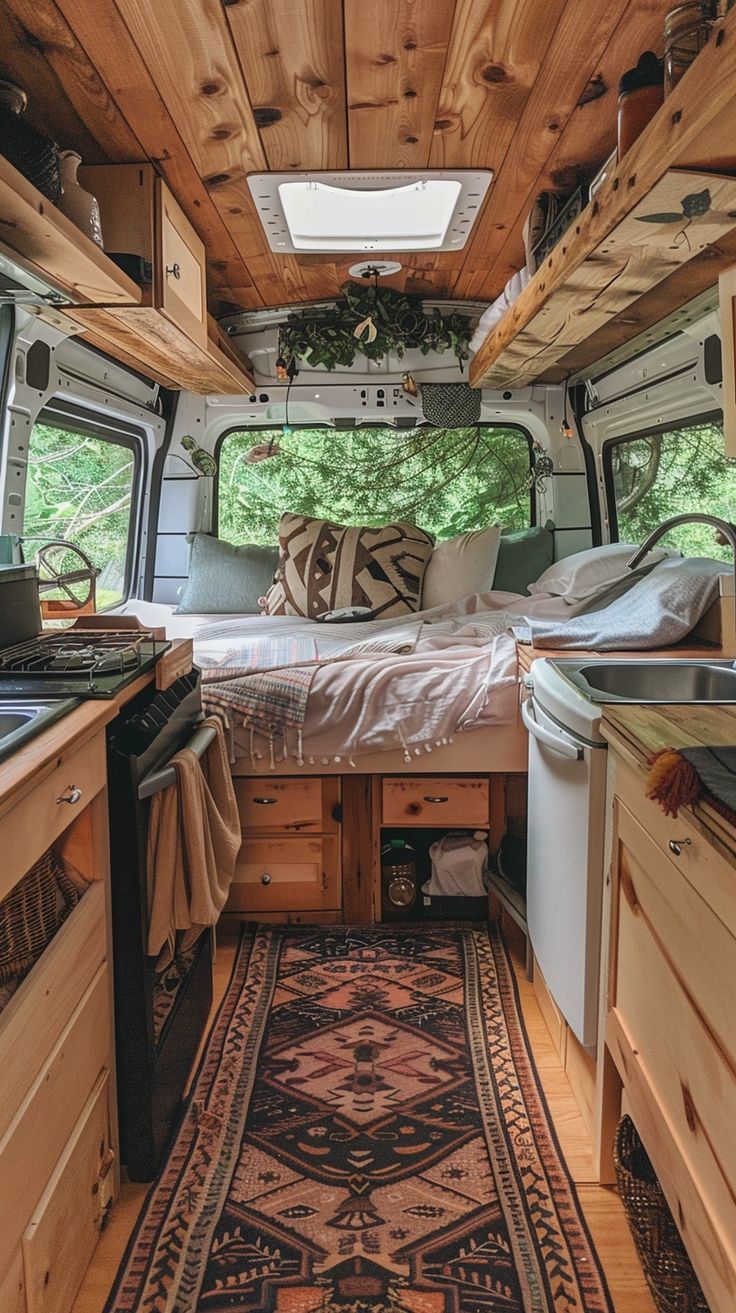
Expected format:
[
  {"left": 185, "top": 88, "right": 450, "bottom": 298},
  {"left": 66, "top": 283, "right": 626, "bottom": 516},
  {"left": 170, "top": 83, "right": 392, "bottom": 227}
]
[
  {"left": 217, "top": 424, "right": 533, "bottom": 545},
  {"left": 22, "top": 418, "right": 140, "bottom": 606},
  {"left": 604, "top": 416, "right": 735, "bottom": 561}
]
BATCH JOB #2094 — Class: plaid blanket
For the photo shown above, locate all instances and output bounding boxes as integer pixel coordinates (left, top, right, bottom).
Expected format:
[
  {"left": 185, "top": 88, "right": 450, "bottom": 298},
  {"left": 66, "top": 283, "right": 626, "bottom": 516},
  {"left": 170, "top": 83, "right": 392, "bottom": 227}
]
[{"left": 203, "top": 665, "right": 316, "bottom": 768}]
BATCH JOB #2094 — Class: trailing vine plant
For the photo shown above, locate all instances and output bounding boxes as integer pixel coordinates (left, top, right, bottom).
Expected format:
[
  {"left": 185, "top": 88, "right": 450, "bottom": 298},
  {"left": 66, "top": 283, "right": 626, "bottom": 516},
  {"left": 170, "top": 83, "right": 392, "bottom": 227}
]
[{"left": 278, "top": 281, "right": 473, "bottom": 372}]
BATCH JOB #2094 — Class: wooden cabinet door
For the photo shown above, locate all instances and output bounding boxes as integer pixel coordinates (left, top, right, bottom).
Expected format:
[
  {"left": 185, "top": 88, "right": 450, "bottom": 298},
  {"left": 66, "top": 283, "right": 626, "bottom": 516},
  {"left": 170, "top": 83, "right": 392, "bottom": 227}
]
[
  {"left": 382, "top": 776, "right": 489, "bottom": 826},
  {"left": 228, "top": 836, "right": 340, "bottom": 913},
  {"left": 155, "top": 177, "right": 206, "bottom": 348}
]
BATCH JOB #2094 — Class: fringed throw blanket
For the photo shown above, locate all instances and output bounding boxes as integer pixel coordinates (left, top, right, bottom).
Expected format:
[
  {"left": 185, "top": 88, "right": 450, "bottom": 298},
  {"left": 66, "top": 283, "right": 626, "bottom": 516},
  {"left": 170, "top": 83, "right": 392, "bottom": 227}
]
[{"left": 104, "top": 924, "right": 613, "bottom": 1313}]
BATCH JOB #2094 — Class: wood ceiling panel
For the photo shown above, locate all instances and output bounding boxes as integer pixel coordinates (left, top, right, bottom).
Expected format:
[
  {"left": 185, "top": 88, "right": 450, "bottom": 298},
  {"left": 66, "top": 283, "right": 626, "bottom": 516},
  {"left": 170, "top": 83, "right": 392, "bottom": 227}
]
[
  {"left": 429, "top": 0, "right": 568, "bottom": 172},
  {"left": 454, "top": 0, "right": 672, "bottom": 302},
  {"left": 111, "top": 0, "right": 319, "bottom": 305},
  {"left": 225, "top": 0, "right": 347, "bottom": 171},
  {"left": 344, "top": 0, "right": 456, "bottom": 169},
  {"left": 0, "top": 0, "right": 141, "bottom": 164},
  {"left": 53, "top": 0, "right": 262, "bottom": 307}
]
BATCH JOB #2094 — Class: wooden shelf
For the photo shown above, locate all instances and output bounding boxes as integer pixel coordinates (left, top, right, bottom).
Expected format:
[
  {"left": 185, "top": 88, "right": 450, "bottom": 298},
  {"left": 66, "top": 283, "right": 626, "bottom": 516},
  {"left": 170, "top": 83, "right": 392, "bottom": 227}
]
[
  {"left": 469, "top": 9, "right": 736, "bottom": 390},
  {"left": 0, "top": 155, "right": 141, "bottom": 308}
]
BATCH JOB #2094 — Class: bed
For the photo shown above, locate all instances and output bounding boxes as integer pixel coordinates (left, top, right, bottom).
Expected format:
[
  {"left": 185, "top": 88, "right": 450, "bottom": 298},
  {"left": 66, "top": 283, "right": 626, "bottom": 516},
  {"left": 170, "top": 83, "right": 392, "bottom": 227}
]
[{"left": 120, "top": 554, "right": 728, "bottom": 778}]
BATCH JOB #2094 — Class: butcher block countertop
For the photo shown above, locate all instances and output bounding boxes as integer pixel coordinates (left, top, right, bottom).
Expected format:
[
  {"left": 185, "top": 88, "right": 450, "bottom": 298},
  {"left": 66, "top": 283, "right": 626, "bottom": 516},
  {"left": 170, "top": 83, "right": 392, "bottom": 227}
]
[{"left": 601, "top": 703, "right": 736, "bottom": 860}]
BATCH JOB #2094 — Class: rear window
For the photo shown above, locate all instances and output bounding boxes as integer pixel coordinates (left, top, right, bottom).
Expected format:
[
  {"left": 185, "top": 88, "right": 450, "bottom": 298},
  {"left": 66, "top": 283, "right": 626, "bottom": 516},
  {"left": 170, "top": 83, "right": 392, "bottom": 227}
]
[
  {"left": 217, "top": 423, "right": 533, "bottom": 544},
  {"left": 604, "top": 416, "right": 736, "bottom": 560},
  {"left": 22, "top": 419, "right": 140, "bottom": 607}
]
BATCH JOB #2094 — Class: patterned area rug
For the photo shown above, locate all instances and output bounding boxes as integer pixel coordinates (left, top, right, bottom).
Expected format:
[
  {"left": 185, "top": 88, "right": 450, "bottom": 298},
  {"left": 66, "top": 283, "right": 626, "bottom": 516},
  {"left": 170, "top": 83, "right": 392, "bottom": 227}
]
[{"left": 106, "top": 925, "right": 612, "bottom": 1312}]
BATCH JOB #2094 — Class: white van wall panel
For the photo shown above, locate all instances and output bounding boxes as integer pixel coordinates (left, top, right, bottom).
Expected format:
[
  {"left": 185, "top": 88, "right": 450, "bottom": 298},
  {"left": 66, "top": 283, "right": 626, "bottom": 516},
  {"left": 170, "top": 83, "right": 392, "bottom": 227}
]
[
  {"left": 551, "top": 473, "right": 590, "bottom": 530},
  {"left": 152, "top": 578, "right": 184, "bottom": 605},
  {"left": 154, "top": 534, "right": 189, "bottom": 577},
  {"left": 158, "top": 476, "right": 199, "bottom": 532},
  {"left": 553, "top": 528, "right": 593, "bottom": 560}
]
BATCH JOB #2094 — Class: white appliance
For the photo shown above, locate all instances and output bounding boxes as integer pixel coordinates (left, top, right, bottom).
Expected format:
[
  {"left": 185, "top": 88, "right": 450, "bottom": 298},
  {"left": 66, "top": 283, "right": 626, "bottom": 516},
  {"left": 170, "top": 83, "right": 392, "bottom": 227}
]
[{"left": 521, "top": 659, "right": 607, "bottom": 1051}]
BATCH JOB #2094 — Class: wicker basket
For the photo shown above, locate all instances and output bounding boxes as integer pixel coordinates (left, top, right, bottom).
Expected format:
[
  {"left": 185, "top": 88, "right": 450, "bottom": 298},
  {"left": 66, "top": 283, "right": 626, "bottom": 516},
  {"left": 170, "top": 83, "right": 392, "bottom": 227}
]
[{"left": 613, "top": 1115, "right": 710, "bottom": 1313}]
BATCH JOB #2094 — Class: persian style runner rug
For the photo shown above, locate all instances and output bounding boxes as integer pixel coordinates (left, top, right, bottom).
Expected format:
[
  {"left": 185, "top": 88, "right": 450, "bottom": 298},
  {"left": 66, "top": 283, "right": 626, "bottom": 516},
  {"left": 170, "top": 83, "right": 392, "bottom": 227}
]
[{"left": 106, "top": 925, "right": 612, "bottom": 1313}]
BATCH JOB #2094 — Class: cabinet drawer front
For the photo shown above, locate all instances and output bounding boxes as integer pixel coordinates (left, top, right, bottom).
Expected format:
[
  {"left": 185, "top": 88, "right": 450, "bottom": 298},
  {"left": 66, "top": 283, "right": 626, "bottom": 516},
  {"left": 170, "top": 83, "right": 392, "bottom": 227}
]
[
  {"left": 613, "top": 753, "right": 736, "bottom": 931},
  {"left": 156, "top": 178, "right": 206, "bottom": 348},
  {"left": 612, "top": 802, "right": 736, "bottom": 1239},
  {"left": 236, "top": 777, "right": 337, "bottom": 834},
  {"left": 228, "top": 836, "right": 340, "bottom": 912},
  {"left": 382, "top": 777, "right": 489, "bottom": 826},
  {"left": 0, "top": 882, "right": 107, "bottom": 1140},
  {"left": 0, "top": 965, "right": 110, "bottom": 1273},
  {"left": 23, "top": 1071, "right": 112, "bottom": 1313},
  {"left": 1, "top": 732, "right": 106, "bottom": 901}
]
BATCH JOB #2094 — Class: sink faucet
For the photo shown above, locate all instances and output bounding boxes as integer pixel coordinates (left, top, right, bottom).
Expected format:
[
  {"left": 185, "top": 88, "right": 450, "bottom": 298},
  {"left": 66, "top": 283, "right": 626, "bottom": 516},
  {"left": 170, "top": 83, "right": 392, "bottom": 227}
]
[{"left": 627, "top": 513, "right": 736, "bottom": 596}]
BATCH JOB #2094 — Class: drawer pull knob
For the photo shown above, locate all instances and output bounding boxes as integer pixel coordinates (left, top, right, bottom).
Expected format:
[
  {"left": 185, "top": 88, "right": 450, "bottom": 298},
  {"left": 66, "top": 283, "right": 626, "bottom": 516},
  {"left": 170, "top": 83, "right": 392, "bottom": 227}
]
[
  {"left": 253, "top": 797, "right": 277, "bottom": 805},
  {"left": 423, "top": 795, "right": 449, "bottom": 804},
  {"left": 57, "top": 785, "right": 82, "bottom": 805},
  {"left": 668, "top": 838, "right": 692, "bottom": 857},
  {"left": 261, "top": 872, "right": 271, "bottom": 885},
  {"left": 166, "top": 262, "right": 181, "bottom": 279}
]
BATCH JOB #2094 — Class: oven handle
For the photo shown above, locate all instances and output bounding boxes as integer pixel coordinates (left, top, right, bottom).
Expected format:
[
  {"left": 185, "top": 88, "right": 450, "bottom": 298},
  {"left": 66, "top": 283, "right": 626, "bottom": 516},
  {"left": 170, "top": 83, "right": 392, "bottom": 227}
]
[
  {"left": 521, "top": 696, "right": 582, "bottom": 761},
  {"left": 137, "top": 721, "right": 217, "bottom": 800}
]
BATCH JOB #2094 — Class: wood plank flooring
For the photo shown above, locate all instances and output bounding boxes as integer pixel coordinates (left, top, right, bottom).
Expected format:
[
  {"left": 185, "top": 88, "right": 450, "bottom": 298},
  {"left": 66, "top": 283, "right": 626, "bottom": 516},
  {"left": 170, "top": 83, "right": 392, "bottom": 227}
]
[{"left": 70, "top": 921, "right": 655, "bottom": 1313}]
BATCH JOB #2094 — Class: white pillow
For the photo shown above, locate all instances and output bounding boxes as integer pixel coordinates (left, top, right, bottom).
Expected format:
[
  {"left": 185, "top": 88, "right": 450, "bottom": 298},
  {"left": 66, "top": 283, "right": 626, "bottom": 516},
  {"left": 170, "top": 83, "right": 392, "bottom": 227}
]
[
  {"left": 422, "top": 524, "right": 501, "bottom": 609},
  {"left": 527, "top": 542, "right": 673, "bottom": 602}
]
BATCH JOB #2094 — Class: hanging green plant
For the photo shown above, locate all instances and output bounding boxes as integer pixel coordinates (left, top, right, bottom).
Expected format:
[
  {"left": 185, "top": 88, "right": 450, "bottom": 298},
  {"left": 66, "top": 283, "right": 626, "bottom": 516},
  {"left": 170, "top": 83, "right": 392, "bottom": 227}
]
[{"left": 278, "top": 281, "right": 473, "bottom": 372}]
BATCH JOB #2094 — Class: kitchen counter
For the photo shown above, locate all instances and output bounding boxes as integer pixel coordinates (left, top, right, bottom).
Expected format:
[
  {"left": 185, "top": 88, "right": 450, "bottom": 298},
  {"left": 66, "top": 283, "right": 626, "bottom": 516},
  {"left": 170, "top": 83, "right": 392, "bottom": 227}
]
[
  {"left": 516, "top": 638, "right": 724, "bottom": 675},
  {"left": 601, "top": 702, "right": 736, "bottom": 859}
]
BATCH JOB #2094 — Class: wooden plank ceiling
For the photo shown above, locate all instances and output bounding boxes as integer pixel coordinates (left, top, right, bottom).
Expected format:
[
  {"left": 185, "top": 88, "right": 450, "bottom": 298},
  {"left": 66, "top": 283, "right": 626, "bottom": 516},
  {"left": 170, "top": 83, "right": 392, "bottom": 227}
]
[{"left": 0, "top": 0, "right": 675, "bottom": 315}]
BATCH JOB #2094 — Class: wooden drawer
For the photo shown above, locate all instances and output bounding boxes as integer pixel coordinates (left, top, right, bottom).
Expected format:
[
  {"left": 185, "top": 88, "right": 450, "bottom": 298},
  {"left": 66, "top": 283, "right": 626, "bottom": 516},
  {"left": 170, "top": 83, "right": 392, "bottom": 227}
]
[
  {"left": 0, "top": 882, "right": 107, "bottom": 1140},
  {"left": 0, "top": 965, "right": 110, "bottom": 1275},
  {"left": 610, "top": 800, "right": 736, "bottom": 1265},
  {"left": 23, "top": 1070, "right": 112, "bottom": 1313},
  {"left": 236, "top": 776, "right": 339, "bottom": 835},
  {"left": 613, "top": 753, "right": 736, "bottom": 932},
  {"left": 228, "top": 836, "right": 340, "bottom": 912},
  {"left": 0, "top": 732, "right": 106, "bottom": 902},
  {"left": 382, "top": 776, "right": 489, "bottom": 826},
  {"left": 156, "top": 176, "right": 207, "bottom": 348}
]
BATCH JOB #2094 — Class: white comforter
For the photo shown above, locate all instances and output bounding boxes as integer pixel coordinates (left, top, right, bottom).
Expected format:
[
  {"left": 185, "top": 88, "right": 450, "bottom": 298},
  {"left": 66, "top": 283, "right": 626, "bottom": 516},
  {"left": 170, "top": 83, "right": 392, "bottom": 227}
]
[{"left": 123, "top": 592, "right": 571, "bottom": 765}]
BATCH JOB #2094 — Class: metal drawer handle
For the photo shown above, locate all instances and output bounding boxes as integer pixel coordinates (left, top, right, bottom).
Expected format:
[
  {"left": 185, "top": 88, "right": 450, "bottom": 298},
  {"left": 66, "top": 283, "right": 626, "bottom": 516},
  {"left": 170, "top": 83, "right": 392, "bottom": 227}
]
[
  {"left": 423, "top": 795, "right": 449, "bottom": 804},
  {"left": 668, "top": 838, "right": 692, "bottom": 857},
  {"left": 261, "top": 872, "right": 271, "bottom": 885},
  {"left": 166, "top": 262, "right": 181, "bottom": 279},
  {"left": 57, "top": 785, "right": 82, "bottom": 806},
  {"left": 253, "top": 797, "right": 277, "bottom": 805}
]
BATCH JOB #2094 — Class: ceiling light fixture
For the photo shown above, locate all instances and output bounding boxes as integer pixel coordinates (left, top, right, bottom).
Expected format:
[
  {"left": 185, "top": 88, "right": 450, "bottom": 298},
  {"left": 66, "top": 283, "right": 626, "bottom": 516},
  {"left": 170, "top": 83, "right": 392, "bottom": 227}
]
[{"left": 247, "top": 169, "right": 492, "bottom": 255}]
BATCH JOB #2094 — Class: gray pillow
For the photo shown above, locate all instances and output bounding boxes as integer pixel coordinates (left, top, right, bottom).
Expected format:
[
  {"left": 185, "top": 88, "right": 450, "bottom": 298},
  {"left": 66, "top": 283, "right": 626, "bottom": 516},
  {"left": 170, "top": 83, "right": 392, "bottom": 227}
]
[
  {"left": 492, "top": 520, "right": 555, "bottom": 595},
  {"left": 176, "top": 533, "right": 279, "bottom": 614}
]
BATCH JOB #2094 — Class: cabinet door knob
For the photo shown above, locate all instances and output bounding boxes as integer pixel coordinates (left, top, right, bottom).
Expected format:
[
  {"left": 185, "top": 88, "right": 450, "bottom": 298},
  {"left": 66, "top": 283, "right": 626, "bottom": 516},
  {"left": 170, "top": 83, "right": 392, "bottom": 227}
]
[
  {"left": 57, "top": 785, "right": 82, "bottom": 805},
  {"left": 423, "top": 795, "right": 449, "bottom": 804},
  {"left": 166, "top": 262, "right": 181, "bottom": 279},
  {"left": 261, "top": 872, "right": 271, "bottom": 885},
  {"left": 253, "top": 797, "right": 277, "bottom": 805},
  {"left": 668, "top": 838, "right": 692, "bottom": 857}
]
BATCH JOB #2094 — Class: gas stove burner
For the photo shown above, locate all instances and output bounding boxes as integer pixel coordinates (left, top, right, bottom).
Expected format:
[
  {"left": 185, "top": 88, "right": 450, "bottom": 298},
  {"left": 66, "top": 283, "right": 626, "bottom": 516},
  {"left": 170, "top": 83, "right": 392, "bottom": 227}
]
[
  {"left": 0, "top": 627, "right": 171, "bottom": 698},
  {"left": 46, "top": 642, "right": 142, "bottom": 673}
]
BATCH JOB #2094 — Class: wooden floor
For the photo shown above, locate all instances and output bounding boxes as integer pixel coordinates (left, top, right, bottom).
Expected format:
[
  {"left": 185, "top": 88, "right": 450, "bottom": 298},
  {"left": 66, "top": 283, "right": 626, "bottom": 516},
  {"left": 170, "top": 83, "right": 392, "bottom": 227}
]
[{"left": 71, "top": 921, "right": 655, "bottom": 1313}]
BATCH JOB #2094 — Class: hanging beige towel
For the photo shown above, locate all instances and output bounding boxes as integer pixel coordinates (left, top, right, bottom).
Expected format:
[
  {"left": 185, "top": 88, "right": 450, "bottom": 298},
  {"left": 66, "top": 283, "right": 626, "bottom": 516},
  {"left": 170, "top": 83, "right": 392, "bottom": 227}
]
[{"left": 147, "top": 717, "right": 241, "bottom": 967}]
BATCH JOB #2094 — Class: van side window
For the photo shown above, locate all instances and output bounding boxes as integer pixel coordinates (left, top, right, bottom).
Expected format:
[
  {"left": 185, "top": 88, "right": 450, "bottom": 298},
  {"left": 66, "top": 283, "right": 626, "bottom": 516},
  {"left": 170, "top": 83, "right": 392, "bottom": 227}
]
[
  {"left": 216, "top": 424, "right": 533, "bottom": 543},
  {"left": 604, "top": 416, "right": 735, "bottom": 559},
  {"left": 22, "top": 419, "right": 140, "bottom": 607}
]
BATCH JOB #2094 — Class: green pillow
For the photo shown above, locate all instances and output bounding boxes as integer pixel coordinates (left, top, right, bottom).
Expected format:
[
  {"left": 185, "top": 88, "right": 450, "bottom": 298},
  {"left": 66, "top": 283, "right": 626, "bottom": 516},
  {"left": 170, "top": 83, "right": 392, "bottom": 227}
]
[
  {"left": 492, "top": 520, "right": 555, "bottom": 595},
  {"left": 176, "top": 533, "right": 279, "bottom": 614}
]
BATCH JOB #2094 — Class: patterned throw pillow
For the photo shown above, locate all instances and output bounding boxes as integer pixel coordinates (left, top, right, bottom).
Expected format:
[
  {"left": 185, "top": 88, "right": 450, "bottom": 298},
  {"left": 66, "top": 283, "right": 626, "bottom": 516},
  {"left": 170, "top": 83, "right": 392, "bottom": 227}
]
[{"left": 263, "top": 514, "right": 435, "bottom": 619}]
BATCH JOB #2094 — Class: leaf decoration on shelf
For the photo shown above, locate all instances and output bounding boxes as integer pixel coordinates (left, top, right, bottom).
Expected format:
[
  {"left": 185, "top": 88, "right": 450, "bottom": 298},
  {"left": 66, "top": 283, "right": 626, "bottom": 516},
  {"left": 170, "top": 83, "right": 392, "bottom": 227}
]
[
  {"left": 636, "top": 189, "right": 712, "bottom": 225},
  {"left": 278, "top": 281, "right": 473, "bottom": 372}
]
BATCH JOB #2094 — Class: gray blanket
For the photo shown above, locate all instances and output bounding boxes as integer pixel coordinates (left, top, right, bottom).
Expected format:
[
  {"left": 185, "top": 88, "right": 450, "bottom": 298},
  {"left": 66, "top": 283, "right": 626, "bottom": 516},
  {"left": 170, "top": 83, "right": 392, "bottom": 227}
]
[{"left": 519, "top": 557, "right": 725, "bottom": 650}]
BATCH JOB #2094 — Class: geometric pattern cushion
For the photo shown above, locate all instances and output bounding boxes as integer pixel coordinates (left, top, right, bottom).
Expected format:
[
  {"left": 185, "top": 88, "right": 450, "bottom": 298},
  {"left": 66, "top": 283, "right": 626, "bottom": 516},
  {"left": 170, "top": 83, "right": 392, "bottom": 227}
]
[{"left": 263, "top": 513, "right": 435, "bottom": 619}]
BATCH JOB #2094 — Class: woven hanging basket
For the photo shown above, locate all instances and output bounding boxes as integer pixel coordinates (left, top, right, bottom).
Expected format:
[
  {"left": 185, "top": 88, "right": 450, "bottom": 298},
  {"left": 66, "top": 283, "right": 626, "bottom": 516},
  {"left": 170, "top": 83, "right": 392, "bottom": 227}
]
[
  {"left": 420, "top": 383, "right": 481, "bottom": 428},
  {"left": 613, "top": 1116, "right": 710, "bottom": 1313}
]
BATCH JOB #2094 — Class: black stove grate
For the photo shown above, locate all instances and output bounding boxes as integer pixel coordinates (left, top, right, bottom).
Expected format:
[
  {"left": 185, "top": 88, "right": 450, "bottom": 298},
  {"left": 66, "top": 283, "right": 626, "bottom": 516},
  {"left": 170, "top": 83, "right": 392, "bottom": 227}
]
[{"left": 0, "top": 631, "right": 165, "bottom": 679}]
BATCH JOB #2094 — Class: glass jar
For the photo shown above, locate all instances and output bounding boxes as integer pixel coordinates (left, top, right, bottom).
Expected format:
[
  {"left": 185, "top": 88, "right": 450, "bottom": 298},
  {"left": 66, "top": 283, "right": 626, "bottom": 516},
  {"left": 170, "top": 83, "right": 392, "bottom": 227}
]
[
  {"left": 617, "top": 51, "right": 665, "bottom": 159},
  {"left": 664, "top": 2, "right": 715, "bottom": 93}
]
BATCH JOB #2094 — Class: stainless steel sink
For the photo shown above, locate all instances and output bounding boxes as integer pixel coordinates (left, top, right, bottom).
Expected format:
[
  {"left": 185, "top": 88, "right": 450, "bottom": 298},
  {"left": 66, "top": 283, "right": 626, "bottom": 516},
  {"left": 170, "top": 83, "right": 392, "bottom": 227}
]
[
  {"left": 0, "top": 699, "right": 78, "bottom": 761},
  {"left": 552, "top": 659, "right": 736, "bottom": 704}
]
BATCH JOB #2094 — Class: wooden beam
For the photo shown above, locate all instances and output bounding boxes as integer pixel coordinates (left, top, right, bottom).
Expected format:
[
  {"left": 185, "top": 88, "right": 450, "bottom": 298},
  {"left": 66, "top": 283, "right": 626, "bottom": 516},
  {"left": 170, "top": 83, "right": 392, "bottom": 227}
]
[
  {"left": 344, "top": 0, "right": 456, "bottom": 170},
  {"left": 470, "top": 9, "right": 736, "bottom": 389},
  {"left": 341, "top": 775, "right": 375, "bottom": 924},
  {"left": 225, "top": 0, "right": 347, "bottom": 171}
]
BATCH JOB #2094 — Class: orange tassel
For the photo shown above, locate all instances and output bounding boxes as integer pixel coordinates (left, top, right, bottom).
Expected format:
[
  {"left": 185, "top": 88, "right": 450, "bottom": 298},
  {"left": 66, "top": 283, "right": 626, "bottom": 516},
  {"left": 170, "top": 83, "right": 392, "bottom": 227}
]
[{"left": 645, "top": 748, "right": 700, "bottom": 818}]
